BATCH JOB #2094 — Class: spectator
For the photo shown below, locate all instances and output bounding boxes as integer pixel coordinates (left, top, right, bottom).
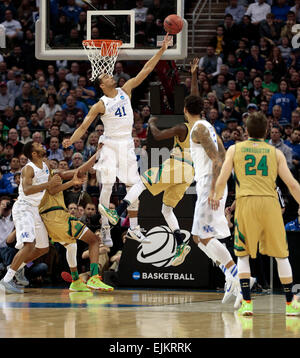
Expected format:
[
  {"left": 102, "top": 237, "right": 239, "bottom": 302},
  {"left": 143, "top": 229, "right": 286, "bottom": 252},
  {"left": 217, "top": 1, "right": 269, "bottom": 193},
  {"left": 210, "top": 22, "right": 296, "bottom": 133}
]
[
  {"left": 62, "top": 0, "right": 82, "bottom": 24},
  {"left": 1, "top": 106, "right": 17, "bottom": 128},
  {"left": 132, "top": 0, "right": 148, "bottom": 23},
  {"left": 222, "top": 14, "right": 240, "bottom": 55},
  {"left": 47, "top": 136, "right": 64, "bottom": 161},
  {"left": 70, "top": 152, "right": 83, "bottom": 169},
  {"left": 0, "top": 82, "right": 14, "bottom": 111},
  {"left": 68, "top": 202, "right": 79, "bottom": 218},
  {"left": 198, "top": 45, "right": 223, "bottom": 80},
  {"left": 0, "top": 168, "right": 14, "bottom": 194},
  {"left": 271, "top": 0, "right": 290, "bottom": 23},
  {"left": 269, "top": 46, "right": 287, "bottom": 82},
  {"left": 238, "top": 15, "right": 259, "bottom": 45},
  {"left": 268, "top": 79, "right": 297, "bottom": 124},
  {"left": 210, "top": 25, "right": 226, "bottom": 56},
  {"left": 95, "top": 124, "right": 104, "bottom": 137},
  {"left": 40, "top": 94, "right": 62, "bottom": 120},
  {"left": 0, "top": 197, "right": 17, "bottom": 270},
  {"left": 28, "top": 112, "right": 43, "bottom": 133},
  {"left": 262, "top": 71, "right": 278, "bottom": 93},
  {"left": 211, "top": 74, "right": 227, "bottom": 101},
  {"left": 290, "top": 0, "right": 300, "bottom": 23},
  {"left": 259, "top": 13, "right": 281, "bottom": 43},
  {"left": 2, "top": 156, "right": 20, "bottom": 190},
  {"left": 249, "top": 76, "right": 264, "bottom": 104},
  {"left": 65, "top": 62, "right": 80, "bottom": 89},
  {"left": 268, "top": 126, "right": 294, "bottom": 169},
  {"left": 14, "top": 82, "right": 36, "bottom": 112},
  {"left": 0, "top": 143, "right": 14, "bottom": 174},
  {"left": 31, "top": 76, "right": 48, "bottom": 107},
  {"left": 62, "top": 95, "right": 84, "bottom": 120},
  {"left": 77, "top": 76, "right": 97, "bottom": 106},
  {"left": 86, "top": 132, "right": 99, "bottom": 157},
  {"left": 244, "top": 45, "right": 265, "bottom": 75},
  {"left": 73, "top": 138, "right": 90, "bottom": 161},
  {"left": 16, "top": 116, "right": 27, "bottom": 131},
  {"left": 60, "top": 113, "right": 77, "bottom": 134},
  {"left": 1, "top": 9, "right": 23, "bottom": 47},
  {"left": 6, "top": 71, "right": 24, "bottom": 101},
  {"left": 291, "top": 110, "right": 300, "bottom": 129},
  {"left": 18, "top": 153, "right": 28, "bottom": 169},
  {"left": 225, "top": 0, "right": 245, "bottom": 24},
  {"left": 64, "top": 181, "right": 93, "bottom": 208},
  {"left": 284, "top": 127, "right": 300, "bottom": 169},
  {"left": 234, "top": 86, "right": 251, "bottom": 113},
  {"left": 271, "top": 104, "right": 284, "bottom": 127},
  {"left": 113, "top": 62, "right": 131, "bottom": 84},
  {"left": 5, "top": 45, "right": 25, "bottom": 70},
  {"left": 245, "top": 0, "right": 271, "bottom": 25},
  {"left": 7, "top": 128, "right": 23, "bottom": 156},
  {"left": 19, "top": 126, "right": 31, "bottom": 145},
  {"left": 280, "top": 11, "right": 296, "bottom": 42}
]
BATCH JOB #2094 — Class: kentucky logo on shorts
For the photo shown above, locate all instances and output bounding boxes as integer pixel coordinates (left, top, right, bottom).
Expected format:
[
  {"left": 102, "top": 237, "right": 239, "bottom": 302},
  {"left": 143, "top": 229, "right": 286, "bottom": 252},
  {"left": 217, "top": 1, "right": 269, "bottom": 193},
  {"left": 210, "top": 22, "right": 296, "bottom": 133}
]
[{"left": 203, "top": 225, "right": 214, "bottom": 233}]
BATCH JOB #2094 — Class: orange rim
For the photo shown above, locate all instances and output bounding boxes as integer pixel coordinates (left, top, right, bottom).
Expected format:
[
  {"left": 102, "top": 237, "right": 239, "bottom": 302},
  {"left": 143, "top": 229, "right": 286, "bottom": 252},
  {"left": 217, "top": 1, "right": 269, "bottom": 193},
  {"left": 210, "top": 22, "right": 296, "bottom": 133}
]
[{"left": 82, "top": 39, "right": 123, "bottom": 47}]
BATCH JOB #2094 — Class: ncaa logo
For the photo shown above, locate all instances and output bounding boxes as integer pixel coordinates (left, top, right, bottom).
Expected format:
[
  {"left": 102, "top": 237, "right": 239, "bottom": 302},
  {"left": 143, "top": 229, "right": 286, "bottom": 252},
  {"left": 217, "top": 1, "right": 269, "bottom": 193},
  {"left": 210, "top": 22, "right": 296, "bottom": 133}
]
[
  {"left": 132, "top": 271, "right": 141, "bottom": 280},
  {"left": 120, "top": 95, "right": 125, "bottom": 100},
  {"left": 136, "top": 226, "right": 190, "bottom": 268}
]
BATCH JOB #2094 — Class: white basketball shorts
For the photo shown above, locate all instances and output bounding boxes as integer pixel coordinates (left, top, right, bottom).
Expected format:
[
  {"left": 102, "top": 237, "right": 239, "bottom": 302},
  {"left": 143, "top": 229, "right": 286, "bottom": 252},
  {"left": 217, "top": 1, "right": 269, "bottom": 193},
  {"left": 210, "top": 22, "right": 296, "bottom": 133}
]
[
  {"left": 12, "top": 200, "right": 49, "bottom": 250},
  {"left": 94, "top": 136, "right": 140, "bottom": 185},
  {"left": 191, "top": 174, "right": 230, "bottom": 239}
]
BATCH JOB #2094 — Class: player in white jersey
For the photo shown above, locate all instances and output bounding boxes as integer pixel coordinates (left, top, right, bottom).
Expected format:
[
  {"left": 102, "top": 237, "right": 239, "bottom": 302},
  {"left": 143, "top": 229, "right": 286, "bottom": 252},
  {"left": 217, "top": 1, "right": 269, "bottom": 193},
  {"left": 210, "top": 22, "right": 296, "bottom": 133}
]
[
  {"left": 63, "top": 34, "right": 172, "bottom": 246},
  {"left": 184, "top": 95, "right": 255, "bottom": 309},
  {"left": 0, "top": 141, "right": 61, "bottom": 294}
]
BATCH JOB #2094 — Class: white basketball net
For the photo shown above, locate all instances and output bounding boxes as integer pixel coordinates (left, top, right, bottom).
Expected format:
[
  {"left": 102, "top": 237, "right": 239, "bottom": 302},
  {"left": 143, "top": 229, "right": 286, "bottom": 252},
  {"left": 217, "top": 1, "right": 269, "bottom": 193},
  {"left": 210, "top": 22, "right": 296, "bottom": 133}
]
[{"left": 82, "top": 40, "right": 123, "bottom": 81}]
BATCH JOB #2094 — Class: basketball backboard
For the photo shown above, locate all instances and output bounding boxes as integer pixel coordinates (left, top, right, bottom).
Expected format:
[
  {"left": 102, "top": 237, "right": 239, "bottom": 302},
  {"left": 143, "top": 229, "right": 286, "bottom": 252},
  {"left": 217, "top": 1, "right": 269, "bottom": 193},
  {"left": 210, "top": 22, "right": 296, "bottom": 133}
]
[{"left": 35, "top": 0, "right": 187, "bottom": 61}]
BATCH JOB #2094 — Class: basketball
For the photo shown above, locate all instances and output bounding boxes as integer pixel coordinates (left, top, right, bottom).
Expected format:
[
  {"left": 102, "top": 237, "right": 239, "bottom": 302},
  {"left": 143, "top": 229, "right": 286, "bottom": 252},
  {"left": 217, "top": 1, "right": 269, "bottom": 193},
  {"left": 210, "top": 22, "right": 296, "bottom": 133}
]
[{"left": 163, "top": 14, "right": 184, "bottom": 34}]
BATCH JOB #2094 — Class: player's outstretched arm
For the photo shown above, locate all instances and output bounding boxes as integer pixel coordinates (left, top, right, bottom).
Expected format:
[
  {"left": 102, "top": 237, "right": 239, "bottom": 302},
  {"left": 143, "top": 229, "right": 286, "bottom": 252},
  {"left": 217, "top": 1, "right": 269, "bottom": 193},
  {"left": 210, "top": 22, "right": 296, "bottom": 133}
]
[
  {"left": 277, "top": 149, "right": 300, "bottom": 205},
  {"left": 148, "top": 117, "right": 188, "bottom": 141},
  {"left": 190, "top": 57, "right": 200, "bottom": 97},
  {"left": 122, "top": 34, "right": 173, "bottom": 96},
  {"left": 47, "top": 172, "right": 87, "bottom": 195},
  {"left": 214, "top": 145, "right": 235, "bottom": 203},
  {"left": 62, "top": 101, "right": 105, "bottom": 148}
]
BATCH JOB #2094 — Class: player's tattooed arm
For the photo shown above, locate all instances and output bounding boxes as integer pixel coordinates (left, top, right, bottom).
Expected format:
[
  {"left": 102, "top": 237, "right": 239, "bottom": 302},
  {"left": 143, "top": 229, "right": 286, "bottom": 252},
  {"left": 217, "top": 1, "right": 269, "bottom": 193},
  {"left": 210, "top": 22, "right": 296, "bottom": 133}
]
[
  {"left": 216, "top": 135, "right": 226, "bottom": 162},
  {"left": 148, "top": 117, "right": 188, "bottom": 142},
  {"left": 190, "top": 57, "right": 200, "bottom": 97},
  {"left": 192, "top": 123, "right": 222, "bottom": 209},
  {"left": 22, "top": 166, "right": 61, "bottom": 195}
]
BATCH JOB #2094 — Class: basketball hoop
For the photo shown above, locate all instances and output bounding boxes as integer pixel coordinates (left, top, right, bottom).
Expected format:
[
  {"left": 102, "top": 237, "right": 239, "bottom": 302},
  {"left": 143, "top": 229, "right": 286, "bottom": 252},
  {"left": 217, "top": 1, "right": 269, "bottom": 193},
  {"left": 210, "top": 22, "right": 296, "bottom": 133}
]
[{"left": 82, "top": 39, "right": 123, "bottom": 81}]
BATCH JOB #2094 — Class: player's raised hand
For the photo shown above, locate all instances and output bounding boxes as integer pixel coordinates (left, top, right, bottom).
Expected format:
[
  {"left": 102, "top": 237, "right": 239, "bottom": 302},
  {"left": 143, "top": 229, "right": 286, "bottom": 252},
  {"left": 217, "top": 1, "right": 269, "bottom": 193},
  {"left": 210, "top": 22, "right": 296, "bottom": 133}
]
[
  {"left": 62, "top": 139, "right": 72, "bottom": 148},
  {"left": 162, "top": 33, "right": 173, "bottom": 51},
  {"left": 190, "top": 58, "right": 199, "bottom": 74}
]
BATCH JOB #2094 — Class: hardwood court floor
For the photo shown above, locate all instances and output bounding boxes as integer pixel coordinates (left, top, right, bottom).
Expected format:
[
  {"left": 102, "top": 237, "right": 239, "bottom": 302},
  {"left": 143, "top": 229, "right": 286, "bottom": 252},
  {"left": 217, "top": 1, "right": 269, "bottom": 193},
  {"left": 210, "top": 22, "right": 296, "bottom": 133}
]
[{"left": 0, "top": 287, "right": 299, "bottom": 338}]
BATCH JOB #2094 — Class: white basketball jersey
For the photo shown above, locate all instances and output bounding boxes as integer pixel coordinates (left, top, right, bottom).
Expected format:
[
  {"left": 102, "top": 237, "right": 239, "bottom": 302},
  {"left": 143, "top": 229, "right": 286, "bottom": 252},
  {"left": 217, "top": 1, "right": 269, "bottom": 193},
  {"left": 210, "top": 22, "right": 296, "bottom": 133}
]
[
  {"left": 18, "top": 161, "right": 50, "bottom": 206},
  {"left": 190, "top": 119, "right": 218, "bottom": 181},
  {"left": 100, "top": 87, "right": 134, "bottom": 139}
]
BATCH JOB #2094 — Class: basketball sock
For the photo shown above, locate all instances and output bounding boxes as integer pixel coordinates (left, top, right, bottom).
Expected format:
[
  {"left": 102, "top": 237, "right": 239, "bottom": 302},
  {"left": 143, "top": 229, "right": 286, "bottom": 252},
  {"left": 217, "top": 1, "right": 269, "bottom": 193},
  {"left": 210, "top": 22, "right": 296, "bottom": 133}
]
[
  {"left": 220, "top": 264, "right": 238, "bottom": 281},
  {"left": 173, "top": 230, "right": 184, "bottom": 246},
  {"left": 90, "top": 263, "right": 99, "bottom": 277},
  {"left": 129, "top": 216, "right": 138, "bottom": 229},
  {"left": 240, "top": 278, "right": 251, "bottom": 301},
  {"left": 206, "top": 238, "right": 233, "bottom": 268},
  {"left": 71, "top": 271, "right": 79, "bottom": 281},
  {"left": 124, "top": 181, "right": 146, "bottom": 205},
  {"left": 3, "top": 268, "right": 16, "bottom": 283},
  {"left": 161, "top": 204, "right": 179, "bottom": 232},
  {"left": 116, "top": 200, "right": 130, "bottom": 216},
  {"left": 282, "top": 283, "right": 294, "bottom": 303}
]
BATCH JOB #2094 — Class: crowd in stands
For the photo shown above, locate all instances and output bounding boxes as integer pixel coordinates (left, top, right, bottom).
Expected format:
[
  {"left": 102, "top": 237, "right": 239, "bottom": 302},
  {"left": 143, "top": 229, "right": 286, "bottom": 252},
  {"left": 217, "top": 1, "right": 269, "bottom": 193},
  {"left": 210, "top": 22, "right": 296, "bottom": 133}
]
[{"left": 0, "top": 0, "right": 299, "bottom": 290}]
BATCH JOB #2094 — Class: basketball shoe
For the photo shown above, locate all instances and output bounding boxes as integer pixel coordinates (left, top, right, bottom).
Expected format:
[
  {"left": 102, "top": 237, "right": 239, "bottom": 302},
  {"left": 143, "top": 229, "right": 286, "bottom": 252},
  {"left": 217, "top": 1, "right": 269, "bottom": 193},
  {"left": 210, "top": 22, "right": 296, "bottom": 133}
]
[
  {"left": 86, "top": 275, "right": 114, "bottom": 291},
  {"left": 238, "top": 300, "right": 253, "bottom": 316},
  {"left": 286, "top": 296, "right": 300, "bottom": 316},
  {"left": 126, "top": 226, "right": 151, "bottom": 244},
  {"left": 98, "top": 203, "right": 119, "bottom": 225},
  {"left": 171, "top": 244, "right": 191, "bottom": 266},
  {"left": 101, "top": 225, "right": 113, "bottom": 248},
  {"left": 69, "top": 278, "right": 91, "bottom": 292},
  {"left": 0, "top": 278, "right": 24, "bottom": 294}
]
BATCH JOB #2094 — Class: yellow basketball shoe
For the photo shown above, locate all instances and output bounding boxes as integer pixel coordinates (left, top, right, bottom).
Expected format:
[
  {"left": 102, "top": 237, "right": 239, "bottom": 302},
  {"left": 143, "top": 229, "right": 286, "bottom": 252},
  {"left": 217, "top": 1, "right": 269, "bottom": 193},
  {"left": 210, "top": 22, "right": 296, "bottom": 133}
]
[
  {"left": 87, "top": 275, "right": 114, "bottom": 291},
  {"left": 69, "top": 278, "right": 91, "bottom": 292}
]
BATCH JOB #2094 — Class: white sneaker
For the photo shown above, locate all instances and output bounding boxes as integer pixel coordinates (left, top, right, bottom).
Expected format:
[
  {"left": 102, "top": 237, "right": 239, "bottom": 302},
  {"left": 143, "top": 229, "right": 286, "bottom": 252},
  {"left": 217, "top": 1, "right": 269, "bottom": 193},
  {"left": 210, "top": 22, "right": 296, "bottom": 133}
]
[
  {"left": 234, "top": 277, "right": 257, "bottom": 310},
  {"left": 222, "top": 277, "right": 239, "bottom": 304},
  {"left": 101, "top": 225, "right": 113, "bottom": 248},
  {"left": 126, "top": 226, "right": 151, "bottom": 244},
  {"left": 15, "top": 267, "right": 29, "bottom": 287}
]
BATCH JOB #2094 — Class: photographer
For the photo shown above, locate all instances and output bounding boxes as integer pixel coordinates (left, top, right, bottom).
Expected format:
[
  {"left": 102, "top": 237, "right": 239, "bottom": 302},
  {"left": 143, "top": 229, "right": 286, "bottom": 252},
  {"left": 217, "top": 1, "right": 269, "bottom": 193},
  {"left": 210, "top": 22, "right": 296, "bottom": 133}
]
[{"left": 0, "top": 196, "right": 17, "bottom": 275}]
